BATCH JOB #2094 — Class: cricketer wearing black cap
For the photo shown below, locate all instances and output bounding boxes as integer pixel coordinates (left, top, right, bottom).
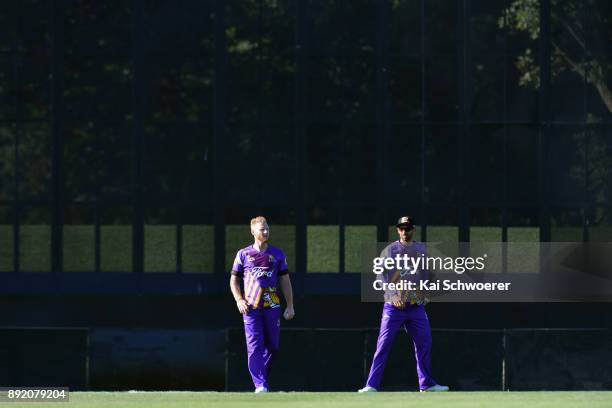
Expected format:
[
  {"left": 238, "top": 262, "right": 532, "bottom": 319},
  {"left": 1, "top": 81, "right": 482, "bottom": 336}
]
[
  {"left": 358, "top": 215, "right": 449, "bottom": 393},
  {"left": 396, "top": 216, "right": 416, "bottom": 243}
]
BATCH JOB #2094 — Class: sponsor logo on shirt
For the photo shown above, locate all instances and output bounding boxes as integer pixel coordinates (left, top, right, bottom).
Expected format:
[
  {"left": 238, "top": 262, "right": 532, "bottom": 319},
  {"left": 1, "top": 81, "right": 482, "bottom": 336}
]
[{"left": 250, "top": 267, "right": 273, "bottom": 278}]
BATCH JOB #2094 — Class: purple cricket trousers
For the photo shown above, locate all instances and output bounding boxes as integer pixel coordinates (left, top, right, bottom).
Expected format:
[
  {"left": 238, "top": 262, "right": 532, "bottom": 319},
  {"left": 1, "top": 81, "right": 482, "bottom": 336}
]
[
  {"left": 243, "top": 306, "right": 281, "bottom": 389},
  {"left": 365, "top": 303, "right": 437, "bottom": 390}
]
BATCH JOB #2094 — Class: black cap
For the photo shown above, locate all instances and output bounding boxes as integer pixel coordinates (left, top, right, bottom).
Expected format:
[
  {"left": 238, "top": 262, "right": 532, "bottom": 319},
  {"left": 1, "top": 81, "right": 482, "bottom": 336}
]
[{"left": 396, "top": 216, "right": 415, "bottom": 229}]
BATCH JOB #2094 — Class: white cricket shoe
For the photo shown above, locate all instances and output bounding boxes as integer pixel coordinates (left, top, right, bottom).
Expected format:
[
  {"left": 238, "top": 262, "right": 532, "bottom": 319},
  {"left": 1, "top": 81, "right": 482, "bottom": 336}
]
[
  {"left": 254, "top": 386, "right": 269, "bottom": 393},
  {"left": 421, "top": 384, "right": 449, "bottom": 392},
  {"left": 358, "top": 386, "right": 378, "bottom": 392}
]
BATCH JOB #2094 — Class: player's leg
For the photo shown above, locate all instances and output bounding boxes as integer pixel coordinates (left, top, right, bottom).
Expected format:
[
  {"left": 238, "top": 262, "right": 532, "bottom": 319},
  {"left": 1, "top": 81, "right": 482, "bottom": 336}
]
[
  {"left": 403, "top": 305, "right": 437, "bottom": 391},
  {"left": 262, "top": 306, "right": 282, "bottom": 378},
  {"left": 364, "top": 303, "right": 405, "bottom": 390},
  {"left": 243, "top": 308, "right": 269, "bottom": 389}
]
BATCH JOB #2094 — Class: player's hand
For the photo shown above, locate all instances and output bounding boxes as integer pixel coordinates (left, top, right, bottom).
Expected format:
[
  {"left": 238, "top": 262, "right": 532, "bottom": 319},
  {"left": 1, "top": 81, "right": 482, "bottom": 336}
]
[
  {"left": 236, "top": 298, "right": 249, "bottom": 314},
  {"left": 392, "top": 300, "right": 406, "bottom": 309},
  {"left": 283, "top": 306, "right": 295, "bottom": 320}
]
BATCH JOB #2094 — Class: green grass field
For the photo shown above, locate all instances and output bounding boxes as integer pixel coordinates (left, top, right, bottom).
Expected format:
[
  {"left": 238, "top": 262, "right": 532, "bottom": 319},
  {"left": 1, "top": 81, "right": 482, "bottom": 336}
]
[{"left": 7, "top": 391, "right": 612, "bottom": 408}]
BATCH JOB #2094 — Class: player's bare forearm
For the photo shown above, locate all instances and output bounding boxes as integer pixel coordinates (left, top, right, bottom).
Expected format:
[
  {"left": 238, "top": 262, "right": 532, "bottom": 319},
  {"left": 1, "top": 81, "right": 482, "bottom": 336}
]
[
  {"left": 279, "top": 274, "right": 293, "bottom": 307},
  {"left": 229, "top": 275, "right": 244, "bottom": 302},
  {"left": 230, "top": 275, "right": 250, "bottom": 314},
  {"left": 280, "top": 274, "right": 295, "bottom": 320}
]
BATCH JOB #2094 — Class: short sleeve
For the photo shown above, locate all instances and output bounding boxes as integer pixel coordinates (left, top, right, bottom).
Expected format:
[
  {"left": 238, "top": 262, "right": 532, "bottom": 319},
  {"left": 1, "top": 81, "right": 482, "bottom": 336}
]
[
  {"left": 417, "top": 242, "right": 427, "bottom": 261},
  {"left": 379, "top": 244, "right": 391, "bottom": 259},
  {"left": 231, "top": 251, "right": 244, "bottom": 276},
  {"left": 278, "top": 251, "right": 288, "bottom": 274},
  {"left": 420, "top": 242, "right": 427, "bottom": 257},
  {"left": 416, "top": 243, "right": 428, "bottom": 276}
]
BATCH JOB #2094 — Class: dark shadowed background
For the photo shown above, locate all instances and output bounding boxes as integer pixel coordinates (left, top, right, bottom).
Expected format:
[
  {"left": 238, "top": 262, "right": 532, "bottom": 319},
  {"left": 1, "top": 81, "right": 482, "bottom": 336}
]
[{"left": 0, "top": 0, "right": 611, "bottom": 391}]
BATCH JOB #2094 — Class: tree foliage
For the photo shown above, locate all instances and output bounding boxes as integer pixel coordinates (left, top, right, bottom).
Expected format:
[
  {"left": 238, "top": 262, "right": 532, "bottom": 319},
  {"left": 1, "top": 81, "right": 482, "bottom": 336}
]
[{"left": 499, "top": 0, "right": 612, "bottom": 114}]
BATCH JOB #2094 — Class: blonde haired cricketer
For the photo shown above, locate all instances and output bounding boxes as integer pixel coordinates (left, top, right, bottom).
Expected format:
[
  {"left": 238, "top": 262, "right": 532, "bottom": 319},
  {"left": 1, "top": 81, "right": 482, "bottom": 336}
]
[{"left": 229, "top": 216, "right": 295, "bottom": 393}]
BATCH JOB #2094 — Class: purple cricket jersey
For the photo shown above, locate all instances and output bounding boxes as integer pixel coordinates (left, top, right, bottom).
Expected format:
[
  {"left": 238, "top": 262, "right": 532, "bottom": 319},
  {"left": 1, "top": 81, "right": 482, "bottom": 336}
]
[
  {"left": 232, "top": 244, "right": 288, "bottom": 309},
  {"left": 379, "top": 240, "right": 428, "bottom": 305}
]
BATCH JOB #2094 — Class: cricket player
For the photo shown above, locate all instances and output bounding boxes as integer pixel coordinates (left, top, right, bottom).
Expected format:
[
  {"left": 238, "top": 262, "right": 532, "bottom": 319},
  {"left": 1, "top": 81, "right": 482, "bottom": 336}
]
[
  {"left": 359, "top": 216, "right": 448, "bottom": 392},
  {"left": 230, "top": 216, "right": 295, "bottom": 393}
]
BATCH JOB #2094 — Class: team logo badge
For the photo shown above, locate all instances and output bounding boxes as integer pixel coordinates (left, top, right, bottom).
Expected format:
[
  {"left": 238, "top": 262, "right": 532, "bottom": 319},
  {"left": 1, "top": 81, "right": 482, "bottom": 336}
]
[{"left": 262, "top": 287, "right": 280, "bottom": 308}]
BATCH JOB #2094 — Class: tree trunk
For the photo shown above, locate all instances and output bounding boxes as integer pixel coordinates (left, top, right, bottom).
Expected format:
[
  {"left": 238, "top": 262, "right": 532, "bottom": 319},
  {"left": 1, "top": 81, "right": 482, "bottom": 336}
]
[{"left": 593, "top": 80, "right": 612, "bottom": 114}]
